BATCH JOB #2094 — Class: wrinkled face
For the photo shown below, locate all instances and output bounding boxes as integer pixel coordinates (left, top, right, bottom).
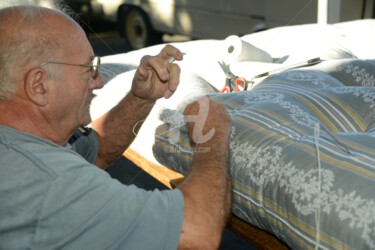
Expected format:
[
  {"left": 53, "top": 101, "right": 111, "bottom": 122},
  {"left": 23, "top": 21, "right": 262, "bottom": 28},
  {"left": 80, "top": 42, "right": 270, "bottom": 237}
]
[{"left": 47, "top": 20, "right": 104, "bottom": 133}]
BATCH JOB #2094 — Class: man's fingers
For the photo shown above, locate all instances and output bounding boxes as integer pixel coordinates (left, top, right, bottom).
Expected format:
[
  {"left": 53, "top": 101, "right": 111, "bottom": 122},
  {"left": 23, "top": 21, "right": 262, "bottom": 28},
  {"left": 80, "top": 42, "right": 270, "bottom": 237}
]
[
  {"left": 141, "top": 54, "right": 181, "bottom": 85},
  {"left": 133, "top": 45, "right": 183, "bottom": 100},
  {"left": 163, "top": 89, "right": 174, "bottom": 99},
  {"left": 140, "top": 45, "right": 182, "bottom": 83},
  {"left": 138, "top": 56, "right": 152, "bottom": 79},
  {"left": 143, "top": 56, "right": 169, "bottom": 82},
  {"left": 159, "top": 44, "right": 183, "bottom": 62},
  {"left": 167, "top": 63, "right": 181, "bottom": 92}
]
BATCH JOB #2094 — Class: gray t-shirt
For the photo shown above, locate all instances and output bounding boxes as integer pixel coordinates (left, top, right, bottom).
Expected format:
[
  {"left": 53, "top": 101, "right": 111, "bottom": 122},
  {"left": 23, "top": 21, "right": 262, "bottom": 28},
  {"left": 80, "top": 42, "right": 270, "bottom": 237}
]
[{"left": 0, "top": 125, "right": 184, "bottom": 249}]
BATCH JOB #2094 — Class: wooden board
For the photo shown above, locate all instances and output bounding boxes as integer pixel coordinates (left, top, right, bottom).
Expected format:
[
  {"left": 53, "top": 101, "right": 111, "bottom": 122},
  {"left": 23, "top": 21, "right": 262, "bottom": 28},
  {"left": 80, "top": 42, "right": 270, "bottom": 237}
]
[
  {"left": 123, "top": 148, "right": 289, "bottom": 250},
  {"left": 123, "top": 148, "right": 183, "bottom": 189}
]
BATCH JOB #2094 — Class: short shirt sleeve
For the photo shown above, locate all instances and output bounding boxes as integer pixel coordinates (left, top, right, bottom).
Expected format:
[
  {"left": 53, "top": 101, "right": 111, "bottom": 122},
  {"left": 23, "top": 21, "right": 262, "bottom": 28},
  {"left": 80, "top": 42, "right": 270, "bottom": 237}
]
[
  {"left": 68, "top": 127, "right": 99, "bottom": 163},
  {"left": 32, "top": 164, "right": 185, "bottom": 249}
]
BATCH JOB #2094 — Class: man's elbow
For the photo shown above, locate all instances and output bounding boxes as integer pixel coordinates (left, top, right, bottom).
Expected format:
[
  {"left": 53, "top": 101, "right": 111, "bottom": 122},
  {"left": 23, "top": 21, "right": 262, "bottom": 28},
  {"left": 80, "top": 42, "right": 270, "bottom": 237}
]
[
  {"left": 94, "top": 153, "right": 118, "bottom": 169},
  {"left": 178, "top": 228, "right": 223, "bottom": 250}
]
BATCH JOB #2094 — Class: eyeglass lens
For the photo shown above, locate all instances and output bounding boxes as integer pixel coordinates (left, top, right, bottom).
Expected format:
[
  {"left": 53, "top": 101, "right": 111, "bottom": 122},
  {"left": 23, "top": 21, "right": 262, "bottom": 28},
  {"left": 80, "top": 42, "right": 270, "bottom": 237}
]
[{"left": 92, "top": 57, "right": 100, "bottom": 79}]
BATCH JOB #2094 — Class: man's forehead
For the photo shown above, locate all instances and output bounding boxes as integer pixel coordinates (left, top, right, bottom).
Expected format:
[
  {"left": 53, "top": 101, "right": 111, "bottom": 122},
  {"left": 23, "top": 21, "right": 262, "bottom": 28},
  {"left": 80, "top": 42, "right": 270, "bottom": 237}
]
[
  {"left": 67, "top": 29, "right": 94, "bottom": 59},
  {"left": 46, "top": 13, "right": 93, "bottom": 59}
]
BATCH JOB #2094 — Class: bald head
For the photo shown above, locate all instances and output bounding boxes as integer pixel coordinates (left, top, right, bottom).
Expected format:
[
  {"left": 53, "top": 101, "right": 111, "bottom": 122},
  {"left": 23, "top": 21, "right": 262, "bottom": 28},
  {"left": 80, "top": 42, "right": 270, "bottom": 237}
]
[{"left": 0, "top": 5, "right": 84, "bottom": 99}]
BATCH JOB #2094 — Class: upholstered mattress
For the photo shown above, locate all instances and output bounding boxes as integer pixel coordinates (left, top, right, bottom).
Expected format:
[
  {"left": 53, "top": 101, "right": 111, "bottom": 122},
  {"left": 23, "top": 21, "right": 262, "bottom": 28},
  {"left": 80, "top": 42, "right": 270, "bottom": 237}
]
[{"left": 90, "top": 20, "right": 375, "bottom": 249}]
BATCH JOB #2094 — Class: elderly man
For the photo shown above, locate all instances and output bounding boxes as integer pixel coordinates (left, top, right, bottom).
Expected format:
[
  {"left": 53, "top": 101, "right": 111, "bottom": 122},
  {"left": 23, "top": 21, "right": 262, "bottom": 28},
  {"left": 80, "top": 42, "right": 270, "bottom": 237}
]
[{"left": 0, "top": 5, "right": 232, "bottom": 250}]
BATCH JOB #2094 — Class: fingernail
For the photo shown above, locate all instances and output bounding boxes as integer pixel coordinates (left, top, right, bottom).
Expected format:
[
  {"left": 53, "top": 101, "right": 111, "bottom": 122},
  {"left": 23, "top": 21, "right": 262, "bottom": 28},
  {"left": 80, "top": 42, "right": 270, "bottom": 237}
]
[
  {"left": 168, "top": 57, "right": 175, "bottom": 63},
  {"left": 172, "top": 82, "right": 179, "bottom": 91}
]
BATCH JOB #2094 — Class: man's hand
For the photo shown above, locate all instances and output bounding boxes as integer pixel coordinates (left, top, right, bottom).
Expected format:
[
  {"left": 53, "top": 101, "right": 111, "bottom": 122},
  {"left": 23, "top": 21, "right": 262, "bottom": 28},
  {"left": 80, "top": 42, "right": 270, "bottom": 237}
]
[
  {"left": 131, "top": 44, "right": 183, "bottom": 100},
  {"left": 183, "top": 96, "right": 232, "bottom": 146},
  {"left": 93, "top": 45, "right": 182, "bottom": 168}
]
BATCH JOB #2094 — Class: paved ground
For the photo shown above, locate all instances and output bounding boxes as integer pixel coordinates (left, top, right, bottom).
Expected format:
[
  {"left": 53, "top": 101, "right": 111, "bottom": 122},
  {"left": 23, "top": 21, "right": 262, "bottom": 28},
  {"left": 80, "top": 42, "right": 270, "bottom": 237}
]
[{"left": 87, "top": 17, "right": 257, "bottom": 250}]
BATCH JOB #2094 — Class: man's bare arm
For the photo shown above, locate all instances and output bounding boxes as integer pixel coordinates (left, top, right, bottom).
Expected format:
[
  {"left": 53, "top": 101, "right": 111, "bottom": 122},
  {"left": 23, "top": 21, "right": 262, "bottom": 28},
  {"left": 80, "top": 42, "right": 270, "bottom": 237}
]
[
  {"left": 91, "top": 45, "right": 183, "bottom": 169},
  {"left": 91, "top": 93, "right": 155, "bottom": 169},
  {"left": 178, "top": 98, "right": 232, "bottom": 249}
]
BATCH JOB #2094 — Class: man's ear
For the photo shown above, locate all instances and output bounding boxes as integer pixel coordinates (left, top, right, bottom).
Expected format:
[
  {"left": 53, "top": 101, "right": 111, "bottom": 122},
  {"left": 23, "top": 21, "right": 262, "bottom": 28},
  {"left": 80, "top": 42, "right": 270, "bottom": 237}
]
[{"left": 24, "top": 68, "right": 49, "bottom": 106}]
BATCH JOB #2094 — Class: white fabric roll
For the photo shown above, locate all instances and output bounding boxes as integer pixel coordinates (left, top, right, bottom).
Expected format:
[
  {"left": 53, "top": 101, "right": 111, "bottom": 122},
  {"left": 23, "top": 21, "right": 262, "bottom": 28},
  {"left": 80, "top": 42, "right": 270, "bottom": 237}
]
[{"left": 220, "top": 35, "right": 273, "bottom": 64}]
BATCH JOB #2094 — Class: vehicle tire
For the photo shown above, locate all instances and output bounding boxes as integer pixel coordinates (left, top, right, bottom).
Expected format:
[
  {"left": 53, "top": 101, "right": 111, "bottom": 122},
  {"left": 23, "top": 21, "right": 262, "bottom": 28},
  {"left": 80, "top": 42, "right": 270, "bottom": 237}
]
[{"left": 120, "top": 6, "right": 162, "bottom": 50}]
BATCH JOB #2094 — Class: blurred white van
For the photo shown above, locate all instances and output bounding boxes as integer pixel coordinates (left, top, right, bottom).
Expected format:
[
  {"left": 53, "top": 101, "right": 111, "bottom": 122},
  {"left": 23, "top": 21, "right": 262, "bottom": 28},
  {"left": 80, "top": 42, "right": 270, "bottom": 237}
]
[{"left": 88, "top": 0, "right": 374, "bottom": 50}]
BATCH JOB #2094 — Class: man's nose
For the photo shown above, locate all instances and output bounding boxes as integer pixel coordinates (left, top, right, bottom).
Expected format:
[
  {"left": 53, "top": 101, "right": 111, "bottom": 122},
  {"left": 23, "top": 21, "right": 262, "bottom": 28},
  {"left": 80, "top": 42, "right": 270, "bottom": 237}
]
[{"left": 91, "top": 74, "right": 104, "bottom": 90}]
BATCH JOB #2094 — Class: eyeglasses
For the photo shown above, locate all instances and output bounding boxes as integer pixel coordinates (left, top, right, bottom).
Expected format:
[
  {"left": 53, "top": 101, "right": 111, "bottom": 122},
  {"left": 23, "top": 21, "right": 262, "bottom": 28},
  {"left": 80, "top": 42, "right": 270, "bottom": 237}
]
[{"left": 40, "top": 56, "right": 101, "bottom": 79}]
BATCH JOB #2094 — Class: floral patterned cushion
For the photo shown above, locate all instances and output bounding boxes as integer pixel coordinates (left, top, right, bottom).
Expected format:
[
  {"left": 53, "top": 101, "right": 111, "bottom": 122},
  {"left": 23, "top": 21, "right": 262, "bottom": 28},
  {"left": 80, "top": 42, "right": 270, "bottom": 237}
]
[
  {"left": 153, "top": 59, "right": 375, "bottom": 249},
  {"left": 89, "top": 20, "right": 375, "bottom": 249}
]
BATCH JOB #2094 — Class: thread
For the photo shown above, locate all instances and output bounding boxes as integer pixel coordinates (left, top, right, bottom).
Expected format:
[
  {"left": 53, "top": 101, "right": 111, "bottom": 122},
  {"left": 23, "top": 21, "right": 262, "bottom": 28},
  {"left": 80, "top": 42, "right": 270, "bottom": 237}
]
[
  {"left": 320, "top": 123, "right": 352, "bottom": 155},
  {"left": 132, "top": 119, "right": 145, "bottom": 137},
  {"left": 158, "top": 108, "right": 186, "bottom": 128},
  {"left": 314, "top": 123, "right": 322, "bottom": 250},
  {"left": 131, "top": 104, "right": 187, "bottom": 138},
  {"left": 154, "top": 108, "right": 188, "bottom": 140}
]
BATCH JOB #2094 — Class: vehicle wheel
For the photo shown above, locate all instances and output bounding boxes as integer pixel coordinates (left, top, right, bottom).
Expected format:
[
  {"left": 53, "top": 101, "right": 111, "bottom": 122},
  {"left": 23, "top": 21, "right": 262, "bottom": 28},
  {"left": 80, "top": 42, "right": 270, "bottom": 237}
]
[{"left": 120, "top": 7, "right": 162, "bottom": 50}]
